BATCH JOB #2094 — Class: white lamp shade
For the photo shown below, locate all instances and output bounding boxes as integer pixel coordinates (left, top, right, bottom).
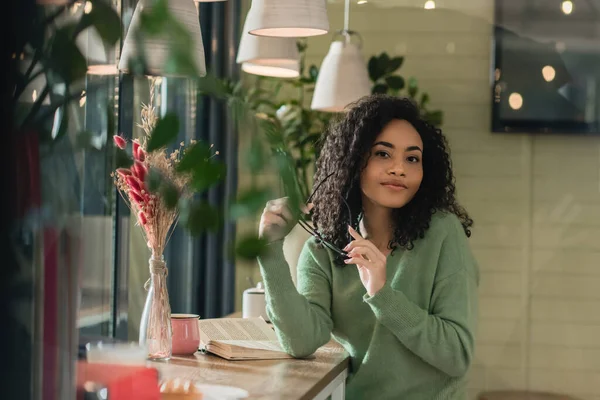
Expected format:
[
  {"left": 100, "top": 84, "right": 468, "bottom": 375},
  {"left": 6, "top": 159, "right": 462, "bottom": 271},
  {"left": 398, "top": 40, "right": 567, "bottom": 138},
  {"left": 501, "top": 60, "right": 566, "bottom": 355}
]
[
  {"left": 311, "top": 41, "right": 371, "bottom": 112},
  {"left": 119, "top": 0, "right": 206, "bottom": 77},
  {"left": 245, "top": 0, "right": 329, "bottom": 38},
  {"left": 237, "top": 14, "right": 299, "bottom": 77},
  {"left": 242, "top": 61, "right": 299, "bottom": 78}
]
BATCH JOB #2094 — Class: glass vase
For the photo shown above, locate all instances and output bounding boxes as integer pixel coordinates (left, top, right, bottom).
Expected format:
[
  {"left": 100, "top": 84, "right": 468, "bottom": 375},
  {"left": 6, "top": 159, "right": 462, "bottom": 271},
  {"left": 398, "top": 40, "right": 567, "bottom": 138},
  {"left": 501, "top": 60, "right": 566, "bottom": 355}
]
[{"left": 139, "top": 254, "right": 172, "bottom": 360}]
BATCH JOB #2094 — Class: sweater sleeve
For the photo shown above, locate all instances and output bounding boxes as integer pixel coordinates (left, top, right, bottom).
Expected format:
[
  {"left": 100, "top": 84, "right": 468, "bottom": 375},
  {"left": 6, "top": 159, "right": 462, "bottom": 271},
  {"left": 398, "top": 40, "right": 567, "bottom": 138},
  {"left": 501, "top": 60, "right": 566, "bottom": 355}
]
[
  {"left": 257, "top": 238, "right": 333, "bottom": 358},
  {"left": 364, "top": 223, "right": 479, "bottom": 378}
]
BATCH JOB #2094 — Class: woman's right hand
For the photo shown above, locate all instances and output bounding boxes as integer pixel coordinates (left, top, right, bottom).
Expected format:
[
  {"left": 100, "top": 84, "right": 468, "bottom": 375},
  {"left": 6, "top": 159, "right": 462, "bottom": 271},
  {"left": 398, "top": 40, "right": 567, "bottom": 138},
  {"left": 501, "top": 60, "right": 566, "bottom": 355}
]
[{"left": 259, "top": 198, "right": 312, "bottom": 242}]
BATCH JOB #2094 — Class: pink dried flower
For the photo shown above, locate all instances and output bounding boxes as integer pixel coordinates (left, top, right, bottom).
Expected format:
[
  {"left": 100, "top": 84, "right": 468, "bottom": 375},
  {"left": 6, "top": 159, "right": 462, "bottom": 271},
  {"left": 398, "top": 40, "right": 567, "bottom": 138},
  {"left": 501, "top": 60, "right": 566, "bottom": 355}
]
[
  {"left": 138, "top": 211, "right": 147, "bottom": 225},
  {"left": 129, "top": 191, "right": 144, "bottom": 205},
  {"left": 133, "top": 140, "right": 140, "bottom": 156},
  {"left": 111, "top": 120, "right": 194, "bottom": 260},
  {"left": 125, "top": 176, "right": 143, "bottom": 193},
  {"left": 133, "top": 141, "right": 146, "bottom": 162},
  {"left": 133, "top": 161, "right": 147, "bottom": 183},
  {"left": 113, "top": 135, "right": 127, "bottom": 149}
]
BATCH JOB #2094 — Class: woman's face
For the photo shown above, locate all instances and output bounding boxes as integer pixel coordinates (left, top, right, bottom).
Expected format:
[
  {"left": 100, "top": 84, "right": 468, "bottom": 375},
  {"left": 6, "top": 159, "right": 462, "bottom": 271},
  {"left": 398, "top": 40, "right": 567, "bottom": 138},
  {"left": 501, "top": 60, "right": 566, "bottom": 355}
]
[{"left": 360, "top": 119, "right": 424, "bottom": 210}]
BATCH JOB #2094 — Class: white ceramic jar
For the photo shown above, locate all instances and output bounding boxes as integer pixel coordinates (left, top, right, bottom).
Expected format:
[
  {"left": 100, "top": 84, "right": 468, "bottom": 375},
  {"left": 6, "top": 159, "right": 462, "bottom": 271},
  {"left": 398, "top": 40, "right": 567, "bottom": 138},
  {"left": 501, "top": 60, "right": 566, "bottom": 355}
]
[{"left": 242, "top": 282, "right": 269, "bottom": 322}]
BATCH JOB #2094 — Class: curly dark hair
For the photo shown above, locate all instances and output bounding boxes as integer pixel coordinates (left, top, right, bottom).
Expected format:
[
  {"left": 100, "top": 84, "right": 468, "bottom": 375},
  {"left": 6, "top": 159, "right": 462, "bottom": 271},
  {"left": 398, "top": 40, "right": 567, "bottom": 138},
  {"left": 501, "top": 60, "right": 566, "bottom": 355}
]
[{"left": 311, "top": 94, "right": 473, "bottom": 265}]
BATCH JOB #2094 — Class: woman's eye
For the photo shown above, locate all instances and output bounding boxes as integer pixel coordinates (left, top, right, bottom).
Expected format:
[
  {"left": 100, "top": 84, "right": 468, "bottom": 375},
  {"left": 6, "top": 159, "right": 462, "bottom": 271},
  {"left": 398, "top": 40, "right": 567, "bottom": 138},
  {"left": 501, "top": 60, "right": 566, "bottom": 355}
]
[
  {"left": 407, "top": 155, "right": 420, "bottom": 163},
  {"left": 375, "top": 151, "right": 390, "bottom": 158}
]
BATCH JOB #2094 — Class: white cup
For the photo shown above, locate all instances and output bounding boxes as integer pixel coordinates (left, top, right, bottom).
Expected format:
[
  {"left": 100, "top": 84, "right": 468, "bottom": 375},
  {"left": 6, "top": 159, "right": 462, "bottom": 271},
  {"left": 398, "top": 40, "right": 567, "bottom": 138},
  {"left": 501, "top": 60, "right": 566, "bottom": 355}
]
[{"left": 242, "top": 282, "right": 269, "bottom": 322}]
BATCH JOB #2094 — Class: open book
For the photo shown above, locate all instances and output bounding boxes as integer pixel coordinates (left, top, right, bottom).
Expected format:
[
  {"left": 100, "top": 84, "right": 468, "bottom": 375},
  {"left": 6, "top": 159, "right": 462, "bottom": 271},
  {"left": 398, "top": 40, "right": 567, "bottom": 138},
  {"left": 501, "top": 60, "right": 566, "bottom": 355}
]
[{"left": 198, "top": 317, "right": 293, "bottom": 360}]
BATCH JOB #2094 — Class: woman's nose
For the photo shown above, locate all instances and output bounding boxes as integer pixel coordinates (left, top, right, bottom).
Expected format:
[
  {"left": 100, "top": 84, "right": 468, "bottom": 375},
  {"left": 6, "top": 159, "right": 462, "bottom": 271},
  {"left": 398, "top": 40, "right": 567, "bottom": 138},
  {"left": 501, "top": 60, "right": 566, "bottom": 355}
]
[{"left": 388, "top": 160, "right": 405, "bottom": 176}]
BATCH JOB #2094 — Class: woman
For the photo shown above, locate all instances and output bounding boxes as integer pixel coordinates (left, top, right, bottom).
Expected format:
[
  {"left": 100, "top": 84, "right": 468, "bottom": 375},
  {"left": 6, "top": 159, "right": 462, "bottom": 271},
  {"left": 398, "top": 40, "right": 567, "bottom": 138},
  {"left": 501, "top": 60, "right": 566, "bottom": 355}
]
[{"left": 258, "top": 95, "right": 479, "bottom": 399}]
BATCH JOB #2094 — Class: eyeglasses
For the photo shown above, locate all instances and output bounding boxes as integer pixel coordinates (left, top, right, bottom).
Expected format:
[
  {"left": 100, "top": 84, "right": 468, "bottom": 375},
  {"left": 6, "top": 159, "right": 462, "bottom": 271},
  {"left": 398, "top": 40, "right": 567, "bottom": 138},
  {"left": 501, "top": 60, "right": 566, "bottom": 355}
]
[{"left": 297, "top": 172, "right": 352, "bottom": 257}]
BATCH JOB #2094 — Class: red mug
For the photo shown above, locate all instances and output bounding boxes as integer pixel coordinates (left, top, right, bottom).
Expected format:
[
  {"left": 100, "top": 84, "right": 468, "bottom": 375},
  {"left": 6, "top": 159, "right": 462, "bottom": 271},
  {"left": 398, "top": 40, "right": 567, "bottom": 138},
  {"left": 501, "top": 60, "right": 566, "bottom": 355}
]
[{"left": 171, "top": 314, "right": 200, "bottom": 355}]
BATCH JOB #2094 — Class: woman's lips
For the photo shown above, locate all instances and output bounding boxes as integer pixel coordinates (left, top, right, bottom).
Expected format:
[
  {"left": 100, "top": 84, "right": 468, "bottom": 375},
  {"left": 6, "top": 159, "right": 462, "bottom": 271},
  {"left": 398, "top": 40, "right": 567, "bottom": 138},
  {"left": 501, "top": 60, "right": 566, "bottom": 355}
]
[{"left": 381, "top": 183, "right": 407, "bottom": 191}]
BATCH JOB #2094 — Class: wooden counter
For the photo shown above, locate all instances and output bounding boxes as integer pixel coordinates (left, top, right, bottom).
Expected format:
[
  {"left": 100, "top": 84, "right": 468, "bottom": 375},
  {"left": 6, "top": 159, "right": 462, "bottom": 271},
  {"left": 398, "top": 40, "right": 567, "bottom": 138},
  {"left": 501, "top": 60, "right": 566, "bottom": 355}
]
[{"left": 152, "top": 331, "right": 349, "bottom": 399}]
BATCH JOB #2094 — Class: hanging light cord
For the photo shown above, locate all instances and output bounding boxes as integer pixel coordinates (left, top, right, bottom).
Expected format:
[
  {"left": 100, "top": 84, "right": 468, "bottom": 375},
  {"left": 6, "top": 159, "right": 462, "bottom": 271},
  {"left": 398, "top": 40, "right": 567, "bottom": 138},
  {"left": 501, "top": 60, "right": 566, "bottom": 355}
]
[
  {"left": 344, "top": 0, "right": 350, "bottom": 32},
  {"left": 338, "top": 0, "right": 362, "bottom": 47}
]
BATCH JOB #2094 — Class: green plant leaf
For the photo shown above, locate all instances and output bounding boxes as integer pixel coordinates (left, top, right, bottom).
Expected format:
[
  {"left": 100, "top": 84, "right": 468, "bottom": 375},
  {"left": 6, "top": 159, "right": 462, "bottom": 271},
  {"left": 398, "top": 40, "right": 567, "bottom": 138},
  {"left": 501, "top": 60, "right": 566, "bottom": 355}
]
[
  {"left": 298, "top": 133, "right": 321, "bottom": 148},
  {"left": 140, "top": 0, "right": 169, "bottom": 35},
  {"left": 126, "top": 54, "right": 148, "bottom": 76},
  {"left": 189, "top": 161, "right": 226, "bottom": 192},
  {"left": 254, "top": 99, "right": 278, "bottom": 111},
  {"left": 275, "top": 150, "right": 302, "bottom": 218},
  {"left": 385, "top": 75, "right": 405, "bottom": 90},
  {"left": 296, "top": 40, "right": 307, "bottom": 53},
  {"left": 388, "top": 56, "right": 404, "bottom": 73},
  {"left": 146, "top": 113, "right": 180, "bottom": 152},
  {"left": 247, "top": 137, "right": 265, "bottom": 173},
  {"left": 372, "top": 83, "right": 388, "bottom": 94},
  {"left": 29, "top": 20, "right": 45, "bottom": 50},
  {"left": 379, "top": 52, "right": 390, "bottom": 65},
  {"left": 233, "top": 80, "right": 244, "bottom": 96},
  {"left": 295, "top": 158, "right": 311, "bottom": 169},
  {"left": 50, "top": 28, "right": 87, "bottom": 82},
  {"left": 146, "top": 168, "right": 163, "bottom": 193},
  {"left": 176, "top": 141, "right": 227, "bottom": 191},
  {"left": 80, "top": 0, "right": 122, "bottom": 45},
  {"left": 235, "top": 236, "right": 269, "bottom": 260},
  {"left": 309, "top": 65, "right": 319, "bottom": 82},
  {"left": 229, "top": 188, "right": 272, "bottom": 220},
  {"left": 176, "top": 141, "right": 211, "bottom": 172},
  {"left": 197, "top": 75, "right": 228, "bottom": 99},
  {"left": 298, "top": 77, "right": 313, "bottom": 85},
  {"left": 165, "top": 46, "right": 199, "bottom": 77},
  {"left": 166, "top": 20, "right": 198, "bottom": 77},
  {"left": 420, "top": 93, "right": 430, "bottom": 108},
  {"left": 407, "top": 77, "right": 418, "bottom": 98},
  {"left": 160, "top": 182, "right": 179, "bottom": 210},
  {"left": 368, "top": 56, "right": 381, "bottom": 82},
  {"left": 184, "top": 201, "right": 221, "bottom": 235},
  {"left": 115, "top": 148, "right": 133, "bottom": 169}
]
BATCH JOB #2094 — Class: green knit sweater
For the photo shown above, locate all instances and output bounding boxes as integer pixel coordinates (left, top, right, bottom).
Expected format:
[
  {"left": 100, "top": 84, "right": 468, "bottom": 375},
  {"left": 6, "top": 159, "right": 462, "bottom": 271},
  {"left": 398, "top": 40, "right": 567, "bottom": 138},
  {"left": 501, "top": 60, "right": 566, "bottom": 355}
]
[{"left": 258, "top": 212, "right": 479, "bottom": 400}]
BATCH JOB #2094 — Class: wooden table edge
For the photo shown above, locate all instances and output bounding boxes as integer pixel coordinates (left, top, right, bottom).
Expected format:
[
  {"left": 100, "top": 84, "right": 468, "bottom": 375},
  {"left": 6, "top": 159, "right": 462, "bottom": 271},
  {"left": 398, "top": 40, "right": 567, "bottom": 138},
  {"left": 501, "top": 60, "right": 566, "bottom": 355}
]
[
  {"left": 224, "top": 312, "right": 350, "bottom": 399},
  {"left": 298, "top": 353, "right": 350, "bottom": 400}
]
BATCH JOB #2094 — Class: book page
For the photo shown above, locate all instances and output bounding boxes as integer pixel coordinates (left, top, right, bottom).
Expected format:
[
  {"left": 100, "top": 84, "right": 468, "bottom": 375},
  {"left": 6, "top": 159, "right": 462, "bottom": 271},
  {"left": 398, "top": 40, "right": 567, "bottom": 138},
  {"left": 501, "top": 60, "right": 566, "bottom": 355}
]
[
  {"left": 198, "top": 318, "right": 277, "bottom": 343},
  {"left": 217, "top": 340, "right": 285, "bottom": 353}
]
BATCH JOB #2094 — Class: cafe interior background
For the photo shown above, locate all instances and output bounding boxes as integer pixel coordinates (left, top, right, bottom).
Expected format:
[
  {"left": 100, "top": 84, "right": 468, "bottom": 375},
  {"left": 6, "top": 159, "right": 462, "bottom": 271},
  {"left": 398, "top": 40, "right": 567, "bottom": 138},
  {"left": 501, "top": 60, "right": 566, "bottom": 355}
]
[{"left": 5, "top": 0, "right": 600, "bottom": 398}]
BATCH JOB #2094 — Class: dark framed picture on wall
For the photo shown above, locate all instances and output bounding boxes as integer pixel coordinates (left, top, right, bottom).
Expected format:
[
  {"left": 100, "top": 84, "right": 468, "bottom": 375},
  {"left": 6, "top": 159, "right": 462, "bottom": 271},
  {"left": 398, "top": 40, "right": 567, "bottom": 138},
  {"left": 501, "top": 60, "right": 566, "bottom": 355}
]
[{"left": 492, "top": 0, "right": 600, "bottom": 134}]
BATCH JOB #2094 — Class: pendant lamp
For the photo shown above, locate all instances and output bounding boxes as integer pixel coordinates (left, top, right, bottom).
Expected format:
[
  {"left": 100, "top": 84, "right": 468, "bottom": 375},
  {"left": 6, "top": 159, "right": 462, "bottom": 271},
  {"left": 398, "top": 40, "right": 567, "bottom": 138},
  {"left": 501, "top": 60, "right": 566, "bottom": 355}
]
[
  {"left": 244, "top": 0, "right": 329, "bottom": 38},
  {"left": 241, "top": 61, "right": 299, "bottom": 78},
  {"left": 119, "top": 0, "right": 206, "bottom": 77},
  {"left": 311, "top": 0, "right": 370, "bottom": 112},
  {"left": 236, "top": 12, "right": 299, "bottom": 78}
]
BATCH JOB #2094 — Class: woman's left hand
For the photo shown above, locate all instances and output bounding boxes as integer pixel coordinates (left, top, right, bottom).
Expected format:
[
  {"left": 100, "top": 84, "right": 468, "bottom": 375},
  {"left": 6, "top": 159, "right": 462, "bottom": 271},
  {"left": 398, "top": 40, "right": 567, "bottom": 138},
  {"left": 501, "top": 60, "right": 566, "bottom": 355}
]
[{"left": 344, "top": 226, "right": 387, "bottom": 296}]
